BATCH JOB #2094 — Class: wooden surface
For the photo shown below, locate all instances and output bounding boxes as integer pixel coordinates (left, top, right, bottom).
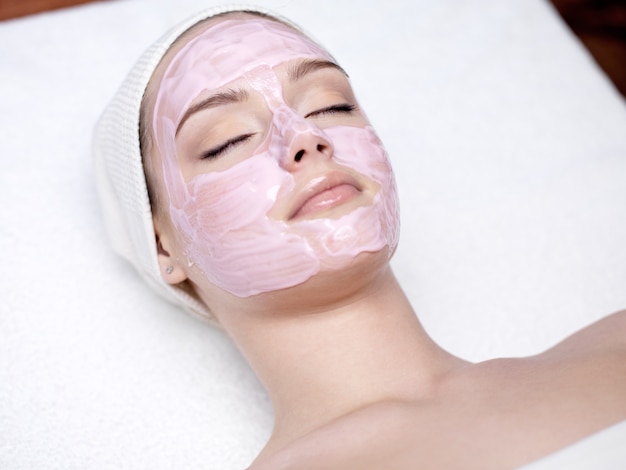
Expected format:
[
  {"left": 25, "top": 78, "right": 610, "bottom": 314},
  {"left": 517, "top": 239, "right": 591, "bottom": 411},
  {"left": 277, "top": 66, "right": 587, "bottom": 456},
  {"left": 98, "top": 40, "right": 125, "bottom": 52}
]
[
  {"left": 0, "top": 0, "right": 100, "bottom": 20},
  {"left": 1, "top": 0, "right": 625, "bottom": 97}
]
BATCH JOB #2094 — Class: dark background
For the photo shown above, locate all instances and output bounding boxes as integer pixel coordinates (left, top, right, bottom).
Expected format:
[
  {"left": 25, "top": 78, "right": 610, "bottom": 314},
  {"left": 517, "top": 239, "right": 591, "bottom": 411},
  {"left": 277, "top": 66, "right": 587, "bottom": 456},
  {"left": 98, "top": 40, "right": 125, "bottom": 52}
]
[
  {"left": 1, "top": 0, "right": 625, "bottom": 97},
  {"left": 550, "top": 0, "right": 626, "bottom": 97}
]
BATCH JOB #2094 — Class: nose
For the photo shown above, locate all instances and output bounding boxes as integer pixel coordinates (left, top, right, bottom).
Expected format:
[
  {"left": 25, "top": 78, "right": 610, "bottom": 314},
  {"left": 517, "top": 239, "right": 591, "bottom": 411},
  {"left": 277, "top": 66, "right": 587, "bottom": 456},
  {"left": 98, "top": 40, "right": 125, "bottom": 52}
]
[
  {"left": 271, "top": 105, "right": 333, "bottom": 171},
  {"left": 287, "top": 128, "right": 333, "bottom": 170}
]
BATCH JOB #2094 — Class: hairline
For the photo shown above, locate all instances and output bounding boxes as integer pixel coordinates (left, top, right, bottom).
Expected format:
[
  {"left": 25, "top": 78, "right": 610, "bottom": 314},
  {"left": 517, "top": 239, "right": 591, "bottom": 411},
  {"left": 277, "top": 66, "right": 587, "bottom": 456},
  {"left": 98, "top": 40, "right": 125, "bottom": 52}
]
[{"left": 139, "top": 10, "right": 301, "bottom": 218}]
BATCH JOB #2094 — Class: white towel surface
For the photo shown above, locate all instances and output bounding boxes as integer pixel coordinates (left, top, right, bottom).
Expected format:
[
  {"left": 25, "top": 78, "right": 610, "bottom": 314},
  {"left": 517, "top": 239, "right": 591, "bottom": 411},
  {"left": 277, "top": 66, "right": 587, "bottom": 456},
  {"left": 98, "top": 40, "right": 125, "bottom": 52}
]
[{"left": 1, "top": 0, "right": 625, "bottom": 468}]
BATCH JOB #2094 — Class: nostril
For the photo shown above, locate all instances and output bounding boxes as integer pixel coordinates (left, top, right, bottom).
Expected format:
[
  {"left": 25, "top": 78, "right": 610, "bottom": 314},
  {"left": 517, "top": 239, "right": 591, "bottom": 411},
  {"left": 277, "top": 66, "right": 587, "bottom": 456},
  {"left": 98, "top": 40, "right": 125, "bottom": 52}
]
[
  {"left": 316, "top": 144, "right": 326, "bottom": 153},
  {"left": 294, "top": 150, "right": 305, "bottom": 162}
]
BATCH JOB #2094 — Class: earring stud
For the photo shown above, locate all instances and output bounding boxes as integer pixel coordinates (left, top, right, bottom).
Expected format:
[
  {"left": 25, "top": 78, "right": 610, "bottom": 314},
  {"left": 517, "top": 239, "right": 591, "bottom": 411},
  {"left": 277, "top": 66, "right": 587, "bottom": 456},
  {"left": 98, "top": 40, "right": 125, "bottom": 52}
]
[{"left": 165, "top": 265, "right": 174, "bottom": 275}]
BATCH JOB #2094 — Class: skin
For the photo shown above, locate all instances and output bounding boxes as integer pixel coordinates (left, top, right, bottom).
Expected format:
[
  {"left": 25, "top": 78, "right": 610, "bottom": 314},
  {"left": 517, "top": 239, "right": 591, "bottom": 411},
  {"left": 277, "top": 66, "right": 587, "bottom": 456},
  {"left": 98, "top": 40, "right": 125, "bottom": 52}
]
[{"left": 142, "top": 13, "right": 626, "bottom": 469}]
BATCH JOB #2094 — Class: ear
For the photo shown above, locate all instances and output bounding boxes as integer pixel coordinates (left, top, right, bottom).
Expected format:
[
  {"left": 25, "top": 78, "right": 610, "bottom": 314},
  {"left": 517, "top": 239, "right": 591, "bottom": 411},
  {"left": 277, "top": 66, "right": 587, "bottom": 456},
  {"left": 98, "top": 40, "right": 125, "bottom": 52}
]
[{"left": 153, "top": 217, "right": 188, "bottom": 285}]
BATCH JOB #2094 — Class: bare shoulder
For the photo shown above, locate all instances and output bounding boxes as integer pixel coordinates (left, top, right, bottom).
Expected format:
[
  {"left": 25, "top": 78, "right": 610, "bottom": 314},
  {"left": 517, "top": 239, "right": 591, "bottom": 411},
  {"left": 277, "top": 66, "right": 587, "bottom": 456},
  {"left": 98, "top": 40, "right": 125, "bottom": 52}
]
[
  {"left": 466, "top": 309, "right": 626, "bottom": 407},
  {"left": 249, "top": 311, "right": 626, "bottom": 470},
  {"left": 249, "top": 401, "right": 424, "bottom": 470},
  {"left": 547, "top": 309, "right": 626, "bottom": 356},
  {"left": 535, "top": 309, "right": 626, "bottom": 411}
]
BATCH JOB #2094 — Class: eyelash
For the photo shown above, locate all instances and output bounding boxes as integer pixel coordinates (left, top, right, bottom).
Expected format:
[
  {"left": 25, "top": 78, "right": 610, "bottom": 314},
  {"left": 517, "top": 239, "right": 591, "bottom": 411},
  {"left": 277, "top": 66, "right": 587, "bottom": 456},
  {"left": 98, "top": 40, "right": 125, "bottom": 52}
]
[
  {"left": 305, "top": 103, "right": 356, "bottom": 119},
  {"left": 199, "top": 104, "right": 356, "bottom": 160},
  {"left": 201, "top": 133, "right": 255, "bottom": 160}
]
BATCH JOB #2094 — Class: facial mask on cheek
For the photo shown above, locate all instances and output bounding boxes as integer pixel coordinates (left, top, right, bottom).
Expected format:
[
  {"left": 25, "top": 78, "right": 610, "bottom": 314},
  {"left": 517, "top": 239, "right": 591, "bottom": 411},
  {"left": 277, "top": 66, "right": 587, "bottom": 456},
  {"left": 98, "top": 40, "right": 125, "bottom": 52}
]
[
  {"left": 153, "top": 19, "right": 400, "bottom": 297},
  {"left": 177, "top": 157, "right": 316, "bottom": 294},
  {"left": 301, "top": 125, "right": 399, "bottom": 266}
]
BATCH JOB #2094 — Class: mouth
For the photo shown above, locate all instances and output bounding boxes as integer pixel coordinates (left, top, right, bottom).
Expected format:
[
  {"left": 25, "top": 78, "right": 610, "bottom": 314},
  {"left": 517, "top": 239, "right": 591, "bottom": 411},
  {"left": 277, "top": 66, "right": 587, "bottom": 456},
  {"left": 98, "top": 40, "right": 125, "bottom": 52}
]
[{"left": 289, "top": 171, "right": 362, "bottom": 220}]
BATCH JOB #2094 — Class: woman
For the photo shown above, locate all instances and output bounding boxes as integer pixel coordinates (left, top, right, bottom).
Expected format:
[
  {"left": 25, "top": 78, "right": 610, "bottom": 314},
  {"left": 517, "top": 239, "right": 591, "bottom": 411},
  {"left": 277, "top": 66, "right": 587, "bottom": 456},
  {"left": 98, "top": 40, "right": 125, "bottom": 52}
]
[{"left": 93, "top": 7, "right": 626, "bottom": 469}]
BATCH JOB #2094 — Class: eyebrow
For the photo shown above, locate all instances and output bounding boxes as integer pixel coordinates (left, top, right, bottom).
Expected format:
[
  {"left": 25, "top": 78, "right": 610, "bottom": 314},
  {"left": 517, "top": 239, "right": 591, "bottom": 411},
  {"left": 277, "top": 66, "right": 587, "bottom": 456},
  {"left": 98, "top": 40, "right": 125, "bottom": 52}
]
[
  {"left": 288, "top": 59, "right": 348, "bottom": 82},
  {"left": 176, "top": 88, "right": 249, "bottom": 135}
]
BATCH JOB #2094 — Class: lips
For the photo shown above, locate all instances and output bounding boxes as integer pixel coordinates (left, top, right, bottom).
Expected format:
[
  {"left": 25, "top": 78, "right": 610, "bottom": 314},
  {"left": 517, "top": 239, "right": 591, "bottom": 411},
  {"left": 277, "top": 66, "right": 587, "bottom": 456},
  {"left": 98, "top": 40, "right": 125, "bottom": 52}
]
[{"left": 289, "top": 172, "right": 362, "bottom": 220}]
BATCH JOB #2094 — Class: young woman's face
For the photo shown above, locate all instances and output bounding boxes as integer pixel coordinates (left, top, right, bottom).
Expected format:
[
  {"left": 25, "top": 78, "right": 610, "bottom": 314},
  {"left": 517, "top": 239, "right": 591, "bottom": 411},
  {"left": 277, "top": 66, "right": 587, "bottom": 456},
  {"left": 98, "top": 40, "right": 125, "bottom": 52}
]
[{"left": 151, "top": 17, "right": 399, "bottom": 299}]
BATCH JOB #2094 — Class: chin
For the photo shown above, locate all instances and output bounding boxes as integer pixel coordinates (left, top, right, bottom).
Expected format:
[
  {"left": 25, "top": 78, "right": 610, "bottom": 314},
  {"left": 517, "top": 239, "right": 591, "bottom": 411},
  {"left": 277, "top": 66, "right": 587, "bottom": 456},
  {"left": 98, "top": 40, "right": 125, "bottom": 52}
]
[{"left": 246, "top": 247, "right": 394, "bottom": 315}]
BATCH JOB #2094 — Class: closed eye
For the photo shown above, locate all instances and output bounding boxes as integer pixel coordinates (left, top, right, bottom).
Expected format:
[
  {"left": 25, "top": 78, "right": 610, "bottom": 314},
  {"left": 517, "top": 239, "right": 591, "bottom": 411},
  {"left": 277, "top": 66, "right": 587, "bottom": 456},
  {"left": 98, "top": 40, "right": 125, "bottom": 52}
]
[
  {"left": 305, "top": 103, "right": 357, "bottom": 119},
  {"left": 200, "top": 133, "right": 256, "bottom": 160}
]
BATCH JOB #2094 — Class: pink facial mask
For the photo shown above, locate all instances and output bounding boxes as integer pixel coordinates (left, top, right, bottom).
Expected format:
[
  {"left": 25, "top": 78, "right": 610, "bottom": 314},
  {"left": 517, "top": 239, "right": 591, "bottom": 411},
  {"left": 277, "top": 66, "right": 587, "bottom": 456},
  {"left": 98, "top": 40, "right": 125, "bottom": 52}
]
[{"left": 153, "top": 18, "right": 399, "bottom": 297}]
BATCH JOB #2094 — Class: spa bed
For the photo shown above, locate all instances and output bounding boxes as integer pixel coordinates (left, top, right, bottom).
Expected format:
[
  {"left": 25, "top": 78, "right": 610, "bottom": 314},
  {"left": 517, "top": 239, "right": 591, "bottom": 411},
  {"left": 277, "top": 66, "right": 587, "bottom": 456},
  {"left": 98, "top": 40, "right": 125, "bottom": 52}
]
[{"left": 1, "top": 0, "right": 625, "bottom": 468}]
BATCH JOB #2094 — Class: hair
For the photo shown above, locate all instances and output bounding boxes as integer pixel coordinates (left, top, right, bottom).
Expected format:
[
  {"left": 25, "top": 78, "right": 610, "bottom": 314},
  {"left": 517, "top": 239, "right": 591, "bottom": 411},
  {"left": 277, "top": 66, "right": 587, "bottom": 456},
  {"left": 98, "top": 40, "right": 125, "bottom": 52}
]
[{"left": 138, "top": 9, "right": 293, "bottom": 218}]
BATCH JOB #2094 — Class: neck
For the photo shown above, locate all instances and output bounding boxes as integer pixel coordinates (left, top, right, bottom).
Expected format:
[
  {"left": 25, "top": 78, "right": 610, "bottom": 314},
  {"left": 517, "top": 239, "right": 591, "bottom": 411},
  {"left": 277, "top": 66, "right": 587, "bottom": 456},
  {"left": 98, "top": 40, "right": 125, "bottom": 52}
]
[{"left": 218, "top": 267, "right": 464, "bottom": 449}]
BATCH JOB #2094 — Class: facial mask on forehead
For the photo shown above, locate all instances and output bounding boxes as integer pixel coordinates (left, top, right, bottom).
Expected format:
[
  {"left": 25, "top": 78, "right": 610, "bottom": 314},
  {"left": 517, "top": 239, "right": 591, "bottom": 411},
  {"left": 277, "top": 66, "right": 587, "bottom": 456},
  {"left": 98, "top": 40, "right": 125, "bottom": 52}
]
[{"left": 153, "top": 18, "right": 400, "bottom": 297}]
